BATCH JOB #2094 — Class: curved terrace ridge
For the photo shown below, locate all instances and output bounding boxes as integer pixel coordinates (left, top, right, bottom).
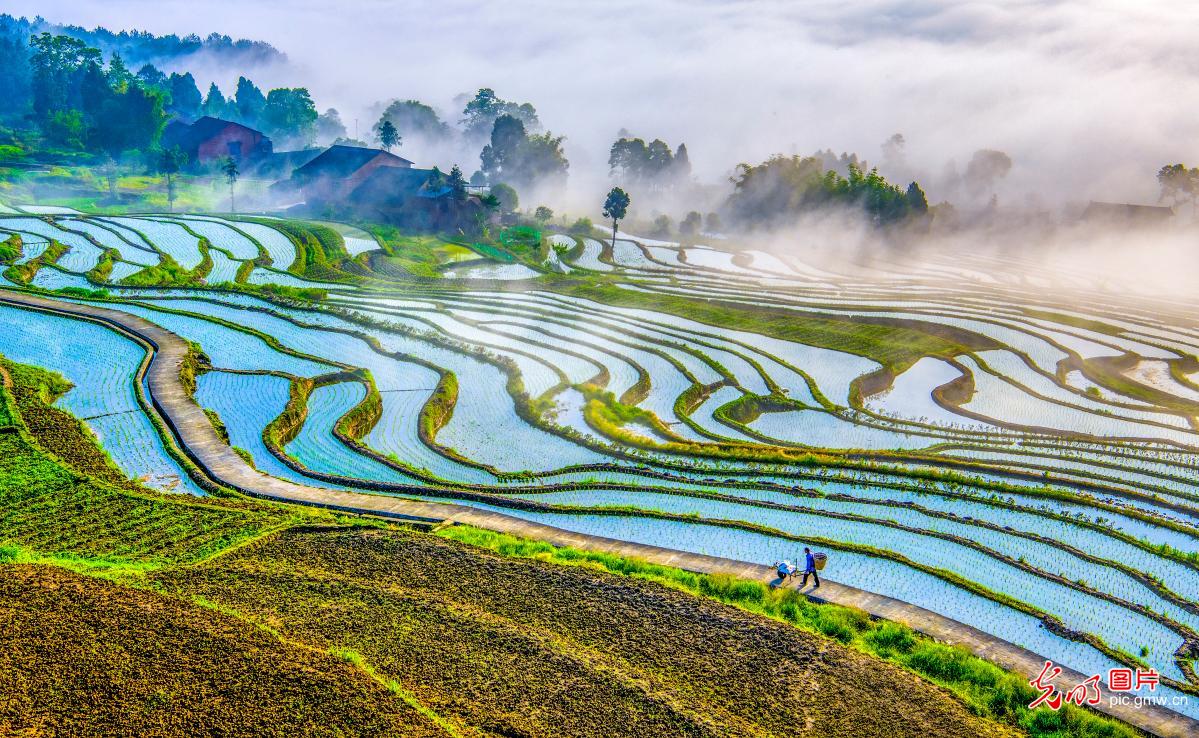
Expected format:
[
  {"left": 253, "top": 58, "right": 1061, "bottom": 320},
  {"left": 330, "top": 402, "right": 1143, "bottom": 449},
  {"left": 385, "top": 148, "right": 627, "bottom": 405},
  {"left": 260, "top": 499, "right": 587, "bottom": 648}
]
[{"left": 0, "top": 288, "right": 1195, "bottom": 738}]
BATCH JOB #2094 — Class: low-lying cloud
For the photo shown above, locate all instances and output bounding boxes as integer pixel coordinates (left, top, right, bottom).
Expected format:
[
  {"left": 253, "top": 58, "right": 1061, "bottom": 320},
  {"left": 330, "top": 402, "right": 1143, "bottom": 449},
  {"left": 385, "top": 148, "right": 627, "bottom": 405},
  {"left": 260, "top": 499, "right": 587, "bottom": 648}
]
[{"left": 15, "top": 0, "right": 1199, "bottom": 209}]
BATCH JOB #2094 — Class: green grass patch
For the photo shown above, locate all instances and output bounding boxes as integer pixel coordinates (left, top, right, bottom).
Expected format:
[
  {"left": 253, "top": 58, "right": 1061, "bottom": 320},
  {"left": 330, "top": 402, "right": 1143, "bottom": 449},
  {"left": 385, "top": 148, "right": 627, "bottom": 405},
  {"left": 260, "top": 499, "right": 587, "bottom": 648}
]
[
  {"left": 0, "top": 232, "right": 21, "bottom": 262},
  {"left": 366, "top": 225, "right": 461, "bottom": 278},
  {"left": 53, "top": 285, "right": 110, "bottom": 299},
  {"left": 1076, "top": 356, "right": 1199, "bottom": 416},
  {"left": 4, "top": 240, "right": 68, "bottom": 284},
  {"left": 1021, "top": 309, "right": 1125, "bottom": 337},
  {"left": 418, "top": 371, "right": 458, "bottom": 445},
  {"left": 120, "top": 253, "right": 198, "bottom": 287},
  {"left": 452, "top": 239, "right": 515, "bottom": 263},
  {"left": 86, "top": 247, "right": 118, "bottom": 283}
]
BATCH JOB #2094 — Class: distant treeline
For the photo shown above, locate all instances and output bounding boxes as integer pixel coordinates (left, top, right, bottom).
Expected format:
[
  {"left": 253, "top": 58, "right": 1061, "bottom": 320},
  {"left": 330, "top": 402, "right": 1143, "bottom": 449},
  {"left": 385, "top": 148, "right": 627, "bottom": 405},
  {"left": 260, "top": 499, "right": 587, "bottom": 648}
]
[
  {"left": 0, "top": 13, "right": 940, "bottom": 231},
  {"left": 0, "top": 15, "right": 282, "bottom": 70},
  {"left": 0, "top": 19, "right": 315, "bottom": 163},
  {"left": 726, "top": 155, "right": 929, "bottom": 228}
]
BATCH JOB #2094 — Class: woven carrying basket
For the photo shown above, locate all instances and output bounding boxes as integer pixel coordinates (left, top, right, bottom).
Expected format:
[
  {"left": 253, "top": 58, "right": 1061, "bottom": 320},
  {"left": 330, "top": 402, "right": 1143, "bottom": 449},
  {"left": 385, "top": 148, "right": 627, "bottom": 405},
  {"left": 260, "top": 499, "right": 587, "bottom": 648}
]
[{"left": 813, "top": 553, "right": 828, "bottom": 571}]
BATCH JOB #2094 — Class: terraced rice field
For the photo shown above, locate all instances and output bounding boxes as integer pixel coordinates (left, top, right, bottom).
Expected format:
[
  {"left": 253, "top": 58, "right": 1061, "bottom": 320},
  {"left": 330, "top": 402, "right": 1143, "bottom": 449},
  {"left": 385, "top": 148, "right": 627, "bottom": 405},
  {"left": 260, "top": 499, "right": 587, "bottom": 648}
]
[
  {"left": 0, "top": 303, "right": 204, "bottom": 495},
  {"left": 4, "top": 212, "right": 1199, "bottom": 721},
  {"left": 102, "top": 217, "right": 206, "bottom": 270},
  {"left": 322, "top": 221, "right": 381, "bottom": 256},
  {"left": 0, "top": 213, "right": 311, "bottom": 289}
]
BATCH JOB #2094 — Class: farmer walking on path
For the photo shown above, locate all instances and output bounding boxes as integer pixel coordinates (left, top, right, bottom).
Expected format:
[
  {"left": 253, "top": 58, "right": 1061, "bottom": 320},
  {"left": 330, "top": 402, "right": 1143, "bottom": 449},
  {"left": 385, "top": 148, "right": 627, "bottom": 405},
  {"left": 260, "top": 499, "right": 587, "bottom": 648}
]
[{"left": 801, "top": 547, "right": 820, "bottom": 589}]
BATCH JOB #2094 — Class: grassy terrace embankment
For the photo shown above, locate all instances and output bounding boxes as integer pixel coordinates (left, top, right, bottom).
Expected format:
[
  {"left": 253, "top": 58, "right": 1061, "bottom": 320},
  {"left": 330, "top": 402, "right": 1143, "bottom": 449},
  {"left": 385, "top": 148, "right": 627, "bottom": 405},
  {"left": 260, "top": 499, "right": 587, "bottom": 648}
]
[{"left": 546, "top": 280, "right": 1000, "bottom": 372}]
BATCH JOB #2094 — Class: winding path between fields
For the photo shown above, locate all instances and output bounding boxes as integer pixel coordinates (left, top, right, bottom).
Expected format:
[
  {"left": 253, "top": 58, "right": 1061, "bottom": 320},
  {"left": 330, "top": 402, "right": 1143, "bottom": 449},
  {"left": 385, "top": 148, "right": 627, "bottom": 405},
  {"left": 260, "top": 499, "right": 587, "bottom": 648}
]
[{"left": 2, "top": 288, "right": 1195, "bottom": 738}]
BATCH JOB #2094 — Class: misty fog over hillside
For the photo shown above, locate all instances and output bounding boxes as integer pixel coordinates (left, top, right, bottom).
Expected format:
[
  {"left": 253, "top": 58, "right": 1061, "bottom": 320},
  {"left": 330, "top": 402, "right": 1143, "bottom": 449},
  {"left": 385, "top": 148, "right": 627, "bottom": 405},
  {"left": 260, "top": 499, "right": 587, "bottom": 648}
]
[{"left": 15, "top": 0, "right": 1199, "bottom": 208}]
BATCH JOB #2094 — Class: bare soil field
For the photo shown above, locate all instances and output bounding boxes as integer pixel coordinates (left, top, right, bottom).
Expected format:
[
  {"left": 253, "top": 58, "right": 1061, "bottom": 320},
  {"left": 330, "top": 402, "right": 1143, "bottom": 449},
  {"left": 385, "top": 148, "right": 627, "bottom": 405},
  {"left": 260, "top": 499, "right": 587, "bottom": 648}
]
[
  {"left": 152, "top": 526, "right": 1017, "bottom": 738},
  {"left": 0, "top": 564, "right": 445, "bottom": 738}
]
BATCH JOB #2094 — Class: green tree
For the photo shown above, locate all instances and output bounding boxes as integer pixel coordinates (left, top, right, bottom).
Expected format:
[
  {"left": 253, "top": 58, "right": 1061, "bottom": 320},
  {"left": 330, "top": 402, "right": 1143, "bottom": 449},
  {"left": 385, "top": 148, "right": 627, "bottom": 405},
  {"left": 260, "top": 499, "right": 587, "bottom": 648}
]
[
  {"left": 673, "top": 143, "right": 691, "bottom": 182},
  {"left": 91, "top": 80, "right": 166, "bottom": 157},
  {"left": 679, "top": 211, "right": 702, "bottom": 236},
  {"left": 651, "top": 214, "right": 672, "bottom": 238},
  {"left": 260, "top": 88, "right": 318, "bottom": 146},
  {"left": 135, "top": 63, "right": 166, "bottom": 90},
  {"left": 0, "top": 31, "right": 32, "bottom": 120},
  {"left": 106, "top": 52, "right": 133, "bottom": 91},
  {"left": 603, "top": 187, "right": 631, "bottom": 248},
  {"left": 534, "top": 205, "right": 554, "bottom": 224},
  {"left": 29, "top": 33, "right": 100, "bottom": 122},
  {"left": 905, "top": 182, "right": 929, "bottom": 215},
  {"left": 376, "top": 118, "right": 400, "bottom": 152},
  {"left": 375, "top": 99, "right": 450, "bottom": 140},
  {"left": 461, "top": 87, "right": 502, "bottom": 136},
  {"left": 157, "top": 146, "right": 189, "bottom": 212},
  {"left": 79, "top": 60, "right": 110, "bottom": 127},
  {"left": 202, "top": 83, "right": 227, "bottom": 118},
  {"left": 609, "top": 137, "right": 648, "bottom": 180},
  {"left": 316, "top": 108, "right": 346, "bottom": 142},
  {"left": 233, "top": 76, "right": 265, "bottom": 126},
  {"left": 421, "top": 166, "right": 443, "bottom": 190},
  {"left": 221, "top": 156, "right": 240, "bottom": 213},
  {"left": 447, "top": 165, "right": 468, "bottom": 200},
  {"left": 166, "top": 72, "right": 202, "bottom": 118},
  {"left": 646, "top": 139, "right": 674, "bottom": 180},
  {"left": 491, "top": 183, "right": 519, "bottom": 214},
  {"left": 480, "top": 115, "right": 568, "bottom": 190},
  {"left": 727, "top": 155, "right": 922, "bottom": 227},
  {"left": 608, "top": 135, "right": 684, "bottom": 189},
  {"left": 45, "top": 110, "right": 84, "bottom": 149},
  {"left": 520, "top": 132, "right": 569, "bottom": 187},
  {"left": 1157, "top": 164, "right": 1199, "bottom": 211},
  {"left": 461, "top": 87, "right": 540, "bottom": 138},
  {"left": 480, "top": 114, "right": 527, "bottom": 181}
]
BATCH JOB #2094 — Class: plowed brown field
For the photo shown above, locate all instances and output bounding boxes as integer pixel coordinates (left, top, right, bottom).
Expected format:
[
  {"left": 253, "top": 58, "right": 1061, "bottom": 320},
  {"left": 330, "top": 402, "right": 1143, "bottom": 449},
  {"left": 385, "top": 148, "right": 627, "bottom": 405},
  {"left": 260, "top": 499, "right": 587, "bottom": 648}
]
[{"left": 150, "top": 526, "right": 1017, "bottom": 738}]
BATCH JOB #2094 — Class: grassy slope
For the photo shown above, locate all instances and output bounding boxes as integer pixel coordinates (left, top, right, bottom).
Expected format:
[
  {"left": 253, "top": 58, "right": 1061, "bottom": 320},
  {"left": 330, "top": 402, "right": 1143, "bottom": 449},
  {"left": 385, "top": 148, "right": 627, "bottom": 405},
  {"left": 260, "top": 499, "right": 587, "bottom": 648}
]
[
  {"left": 367, "top": 225, "right": 458, "bottom": 278},
  {"left": 0, "top": 353, "right": 1136, "bottom": 738},
  {"left": 0, "top": 165, "right": 271, "bottom": 214}
]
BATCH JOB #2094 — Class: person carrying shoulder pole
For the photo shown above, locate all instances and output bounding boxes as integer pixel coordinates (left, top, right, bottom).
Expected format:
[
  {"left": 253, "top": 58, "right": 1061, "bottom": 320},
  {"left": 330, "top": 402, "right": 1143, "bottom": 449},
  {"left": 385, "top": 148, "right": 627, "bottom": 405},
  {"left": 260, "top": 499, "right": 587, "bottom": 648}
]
[
  {"left": 774, "top": 559, "right": 795, "bottom": 583},
  {"left": 801, "top": 547, "right": 820, "bottom": 589}
]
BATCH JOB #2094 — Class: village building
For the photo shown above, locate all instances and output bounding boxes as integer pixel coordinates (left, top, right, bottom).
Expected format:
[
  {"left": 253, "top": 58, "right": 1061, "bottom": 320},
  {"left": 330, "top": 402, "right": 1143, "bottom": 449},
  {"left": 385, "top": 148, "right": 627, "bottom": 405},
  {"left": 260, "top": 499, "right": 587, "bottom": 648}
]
[
  {"left": 249, "top": 148, "right": 324, "bottom": 179},
  {"left": 348, "top": 167, "right": 484, "bottom": 231},
  {"left": 1081, "top": 201, "right": 1175, "bottom": 226},
  {"left": 161, "top": 116, "right": 273, "bottom": 165},
  {"left": 289, "top": 145, "right": 413, "bottom": 204}
]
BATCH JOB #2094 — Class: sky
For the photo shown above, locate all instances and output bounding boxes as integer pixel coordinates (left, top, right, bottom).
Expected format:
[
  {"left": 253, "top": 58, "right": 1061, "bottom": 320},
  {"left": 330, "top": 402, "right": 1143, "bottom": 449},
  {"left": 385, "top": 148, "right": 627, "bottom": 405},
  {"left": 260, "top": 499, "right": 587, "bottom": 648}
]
[{"left": 13, "top": 0, "right": 1199, "bottom": 206}]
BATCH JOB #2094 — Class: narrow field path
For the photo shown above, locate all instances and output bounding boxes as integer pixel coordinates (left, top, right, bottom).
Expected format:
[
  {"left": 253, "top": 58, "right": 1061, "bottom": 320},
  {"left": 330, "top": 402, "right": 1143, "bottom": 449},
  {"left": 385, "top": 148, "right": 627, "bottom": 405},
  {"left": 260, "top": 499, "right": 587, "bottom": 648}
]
[{"left": 1, "top": 288, "right": 1194, "bottom": 738}]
